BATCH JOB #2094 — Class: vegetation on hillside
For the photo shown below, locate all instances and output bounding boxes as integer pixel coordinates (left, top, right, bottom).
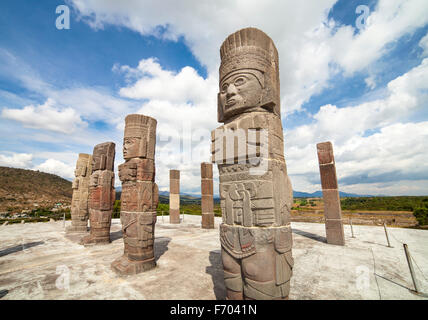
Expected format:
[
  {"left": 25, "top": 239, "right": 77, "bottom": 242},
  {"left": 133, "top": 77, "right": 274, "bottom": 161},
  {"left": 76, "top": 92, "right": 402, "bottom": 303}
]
[
  {"left": 340, "top": 196, "right": 428, "bottom": 212},
  {"left": 112, "top": 200, "right": 222, "bottom": 218},
  {"left": 0, "top": 166, "right": 72, "bottom": 212}
]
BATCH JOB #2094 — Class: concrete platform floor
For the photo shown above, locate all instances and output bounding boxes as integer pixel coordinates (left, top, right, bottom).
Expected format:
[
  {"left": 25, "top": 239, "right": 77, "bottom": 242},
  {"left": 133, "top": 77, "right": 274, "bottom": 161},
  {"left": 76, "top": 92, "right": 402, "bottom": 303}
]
[{"left": 0, "top": 215, "right": 427, "bottom": 300}]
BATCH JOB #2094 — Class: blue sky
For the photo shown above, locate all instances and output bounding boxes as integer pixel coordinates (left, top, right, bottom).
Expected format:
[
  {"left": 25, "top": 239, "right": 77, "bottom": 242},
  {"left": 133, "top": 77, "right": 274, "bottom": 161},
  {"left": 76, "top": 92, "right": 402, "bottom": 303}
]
[{"left": 0, "top": 0, "right": 427, "bottom": 196}]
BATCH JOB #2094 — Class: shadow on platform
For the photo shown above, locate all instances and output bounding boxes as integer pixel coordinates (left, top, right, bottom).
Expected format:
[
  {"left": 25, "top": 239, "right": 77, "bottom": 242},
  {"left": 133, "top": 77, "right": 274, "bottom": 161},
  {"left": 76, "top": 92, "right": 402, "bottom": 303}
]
[
  {"left": 0, "top": 241, "right": 44, "bottom": 257},
  {"left": 110, "top": 230, "right": 123, "bottom": 242},
  {"left": 292, "top": 228, "right": 327, "bottom": 243},
  {"left": 154, "top": 237, "right": 171, "bottom": 262},
  {"left": 206, "top": 250, "right": 226, "bottom": 300}
]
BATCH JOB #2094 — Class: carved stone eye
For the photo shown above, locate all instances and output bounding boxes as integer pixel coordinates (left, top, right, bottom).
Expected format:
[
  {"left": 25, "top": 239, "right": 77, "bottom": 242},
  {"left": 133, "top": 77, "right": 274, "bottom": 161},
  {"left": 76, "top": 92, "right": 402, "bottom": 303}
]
[
  {"left": 221, "top": 83, "right": 228, "bottom": 93},
  {"left": 234, "top": 77, "right": 246, "bottom": 86}
]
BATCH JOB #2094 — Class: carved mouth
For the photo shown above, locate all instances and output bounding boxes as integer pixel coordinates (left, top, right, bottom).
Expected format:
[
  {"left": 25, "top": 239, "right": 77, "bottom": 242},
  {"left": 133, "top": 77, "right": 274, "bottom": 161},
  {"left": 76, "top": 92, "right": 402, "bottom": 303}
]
[{"left": 225, "top": 99, "right": 237, "bottom": 108}]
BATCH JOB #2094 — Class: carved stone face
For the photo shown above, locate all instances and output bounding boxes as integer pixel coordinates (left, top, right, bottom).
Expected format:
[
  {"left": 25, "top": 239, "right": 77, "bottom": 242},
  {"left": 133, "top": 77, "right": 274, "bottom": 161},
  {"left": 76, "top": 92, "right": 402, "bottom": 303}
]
[
  {"left": 91, "top": 142, "right": 115, "bottom": 171},
  {"left": 74, "top": 165, "right": 87, "bottom": 177},
  {"left": 123, "top": 137, "right": 141, "bottom": 159},
  {"left": 219, "top": 70, "right": 263, "bottom": 118}
]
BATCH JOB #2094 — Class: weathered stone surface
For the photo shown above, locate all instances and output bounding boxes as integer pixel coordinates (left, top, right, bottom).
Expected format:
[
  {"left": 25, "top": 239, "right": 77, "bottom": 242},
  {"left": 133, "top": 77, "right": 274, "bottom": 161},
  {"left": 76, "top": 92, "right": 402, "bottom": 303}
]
[
  {"left": 325, "top": 219, "right": 345, "bottom": 246},
  {"left": 212, "top": 28, "right": 293, "bottom": 300},
  {"left": 123, "top": 114, "right": 157, "bottom": 160},
  {"left": 317, "top": 141, "right": 345, "bottom": 246},
  {"left": 170, "top": 180, "right": 180, "bottom": 195},
  {"left": 319, "top": 164, "right": 338, "bottom": 190},
  {"left": 316, "top": 141, "right": 334, "bottom": 165},
  {"left": 201, "top": 195, "right": 214, "bottom": 213},
  {"left": 201, "top": 162, "right": 213, "bottom": 179},
  {"left": 169, "top": 169, "right": 180, "bottom": 224},
  {"left": 322, "top": 189, "right": 342, "bottom": 220},
  {"left": 201, "top": 162, "right": 214, "bottom": 229},
  {"left": 111, "top": 114, "right": 159, "bottom": 275},
  {"left": 170, "top": 169, "right": 180, "bottom": 180},
  {"left": 67, "top": 153, "right": 92, "bottom": 233},
  {"left": 80, "top": 142, "right": 115, "bottom": 246}
]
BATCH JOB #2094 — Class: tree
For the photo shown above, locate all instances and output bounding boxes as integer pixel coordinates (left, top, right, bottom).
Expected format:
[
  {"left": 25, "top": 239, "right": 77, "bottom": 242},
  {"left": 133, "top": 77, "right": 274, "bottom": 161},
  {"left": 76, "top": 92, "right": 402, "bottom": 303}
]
[{"left": 413, "top": 208, "right": 428, "bottom": 226}]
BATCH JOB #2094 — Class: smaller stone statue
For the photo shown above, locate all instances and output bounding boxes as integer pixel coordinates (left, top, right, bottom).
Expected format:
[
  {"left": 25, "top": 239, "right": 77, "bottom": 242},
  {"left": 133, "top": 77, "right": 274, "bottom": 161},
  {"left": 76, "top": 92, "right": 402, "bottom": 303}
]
[{"left": 80, "top": 142, "right": 115, "bottom": 245}]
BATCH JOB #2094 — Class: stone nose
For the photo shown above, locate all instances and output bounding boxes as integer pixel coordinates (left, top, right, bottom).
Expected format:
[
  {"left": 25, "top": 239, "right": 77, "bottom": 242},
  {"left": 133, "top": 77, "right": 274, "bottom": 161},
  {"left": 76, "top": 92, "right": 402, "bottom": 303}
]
[{"left": 226, "top": 84, "right": 237, "bottom": 98}]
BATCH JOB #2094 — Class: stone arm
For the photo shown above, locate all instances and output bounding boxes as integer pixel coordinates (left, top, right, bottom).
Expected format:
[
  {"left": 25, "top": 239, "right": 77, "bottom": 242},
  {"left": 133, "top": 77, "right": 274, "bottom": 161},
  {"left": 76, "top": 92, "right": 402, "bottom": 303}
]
[
  {"left": 72, "top": 177, "right": 80, "bottom": 190},
  {"left": 118, "top": 161, "right": 137, "bottom": 183}
]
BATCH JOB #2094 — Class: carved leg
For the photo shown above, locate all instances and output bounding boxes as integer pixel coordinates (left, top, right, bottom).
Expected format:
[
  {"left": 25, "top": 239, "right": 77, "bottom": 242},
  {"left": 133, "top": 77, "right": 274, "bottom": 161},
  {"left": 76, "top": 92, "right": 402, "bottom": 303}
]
[
  {"left": 80, "top": 210, "right": 111, "bottom": 245},
  {"left": 66, "top": 216, "right": 88, "bottom": 233},
  {"left": 242, "top": 244, "right": 290, "bottom": 300},
  {"left": 221, "top": 248, "right": 244, "bottom": 300},
  {"left": 111, "top": 212, "right": 156, "bottom": 275}
]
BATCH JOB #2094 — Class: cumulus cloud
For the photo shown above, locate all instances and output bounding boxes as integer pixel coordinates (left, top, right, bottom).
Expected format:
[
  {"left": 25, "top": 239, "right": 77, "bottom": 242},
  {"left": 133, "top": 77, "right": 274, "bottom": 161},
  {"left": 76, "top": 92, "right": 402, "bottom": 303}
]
[
  {"left": 0, "top": 152, "right": 33, "bottom": 168},
  {"left": 115, "top": 58, "right": 218, "bottom": 193},
  {"left": 285, "top": 59, "right": 428, "bottom": 195},
  {"left": 0, "top": 152, "right": 75, "bottom": 181},
  {"left": 420, "top": 32, "right": 428, "bottom": 56},
  {"left": 70, "top": 0, "right": 428, "bottom": 115},
  {"left": 330, "top": 0, "right": 428, "bottom": 74},
  {"left": 1, "top": 98, "right": 87, "bottom": 134},
  {"left": 33, "top": 158, "right": 75, "bottom": 180}
]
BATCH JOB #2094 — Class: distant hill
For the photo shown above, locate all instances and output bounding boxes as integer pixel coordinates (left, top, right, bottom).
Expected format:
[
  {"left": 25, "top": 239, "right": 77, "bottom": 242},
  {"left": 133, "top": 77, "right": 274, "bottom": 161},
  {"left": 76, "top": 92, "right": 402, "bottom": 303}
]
[
  {"left": 115, "top": 188, "right": 373, "bottom": 204},
  {"left": 293, "top": 191, "right": 373, "bottom": 198},
  {"left": 158, "top": 190, "right": 373, "bottom": 202},
  {"left": 0, "top": 166, "right": 72, "bottom": 212}
]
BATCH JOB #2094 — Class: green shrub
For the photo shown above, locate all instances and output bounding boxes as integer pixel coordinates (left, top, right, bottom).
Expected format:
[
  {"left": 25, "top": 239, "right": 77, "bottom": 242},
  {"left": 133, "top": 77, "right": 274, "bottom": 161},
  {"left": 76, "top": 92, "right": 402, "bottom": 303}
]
[
  {"left": 413, "top": 208, "right": 428, "bottom": 226},
  {"left": 112, "top": 200, "right": 121, "bottom": 218}
]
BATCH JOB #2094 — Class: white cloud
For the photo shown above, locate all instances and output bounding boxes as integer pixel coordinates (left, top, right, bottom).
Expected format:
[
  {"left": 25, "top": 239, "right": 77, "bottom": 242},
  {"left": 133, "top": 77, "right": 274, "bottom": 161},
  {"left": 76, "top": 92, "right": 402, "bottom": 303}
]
[
  {"left": 33, "top": 159, "right": 75, "bottom": 180},
  {"left": 420, "top": 32, "right": 428, "bottom": 56},
  {"left": 330, "top": 0, "right": 428, "bottom": 75},
  {"left": 1, "top": 98, "right": 87, "bottom": 134},
  {"left": 70, "top": 0, "right": 428, "bottom": 115},
  {"left": 285, "top": 59, "right": 428, "bottom": 195},
  {"left": 0, "top": 152, "right": 33, "bottom": 168},
  {"left": 0, "top": 151, "right": 76, "bottom": 181},
  {"left": 365, "top": 76, "right": 376, "bottom": 89},
  {"left": 114, "top": 58, "right": 218, "bottom": 192}
]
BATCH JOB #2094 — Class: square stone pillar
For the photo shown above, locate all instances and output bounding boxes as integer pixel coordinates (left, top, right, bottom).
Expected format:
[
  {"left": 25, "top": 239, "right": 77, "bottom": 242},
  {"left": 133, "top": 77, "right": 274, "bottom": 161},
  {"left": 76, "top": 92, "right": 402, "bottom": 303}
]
[
  {"left": 317, "top": 141, "right": 345, "bottom": 246},
  {"left": 169, "top": 169, "right": 180, "bottom": 224},
  {"left": 201, "top": 162, "right": 214, "bottom": 229}
]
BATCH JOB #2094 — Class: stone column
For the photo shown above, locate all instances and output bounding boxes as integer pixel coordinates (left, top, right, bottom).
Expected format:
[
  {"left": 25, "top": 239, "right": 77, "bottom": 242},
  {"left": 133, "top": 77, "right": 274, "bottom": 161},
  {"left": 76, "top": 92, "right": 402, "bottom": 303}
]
[
  {"left": 201, "top": 162, "right": 214, "bottom": 229},
  {"left": 169, "top": 169, "right": 180, "bottom": 224},
  {"left": 212, "top": 28, "right": 294, "bottom": 300},
  {"left": 316, "top": 141, "right": 345, "bottom": 246},
  {"left": 111, "top": 114, "right": 158, "bottom": 275},
  {"left": 80, "top": 142, "right": 115, "bottom": 245},
  {"left": 67, "top": 153, "right": 92, "bottom": 233}
]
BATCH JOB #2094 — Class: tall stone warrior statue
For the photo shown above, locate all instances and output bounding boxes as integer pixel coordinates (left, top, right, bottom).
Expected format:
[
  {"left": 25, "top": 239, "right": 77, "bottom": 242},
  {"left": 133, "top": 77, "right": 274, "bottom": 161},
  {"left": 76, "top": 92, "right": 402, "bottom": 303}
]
[
  {"left": 80, "top": 142, "right": 116, "bottom": 245},
  {"left": 211, "top": 28, "right": 294, "bottom": 300},
  {"left": 67, "top": 153, "right": 92, "bottom": 233},
  {"left": 111, "top": 114, "right": 158, "bottom": 275}
]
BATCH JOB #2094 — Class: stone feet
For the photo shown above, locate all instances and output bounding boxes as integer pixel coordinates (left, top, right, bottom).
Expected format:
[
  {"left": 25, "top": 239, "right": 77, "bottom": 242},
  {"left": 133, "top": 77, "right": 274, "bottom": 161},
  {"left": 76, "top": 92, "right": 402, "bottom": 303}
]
[
  {"left": 111, "top": 254, "right": 156, "bottom": 275},
  {"left": 66, "top": 225, "right": 88, "bottom": 233},
  {"left": 79, "top": 233, "right": 110, "bottom": 246}
]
